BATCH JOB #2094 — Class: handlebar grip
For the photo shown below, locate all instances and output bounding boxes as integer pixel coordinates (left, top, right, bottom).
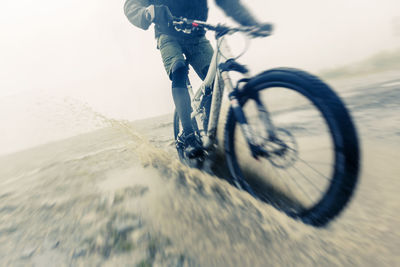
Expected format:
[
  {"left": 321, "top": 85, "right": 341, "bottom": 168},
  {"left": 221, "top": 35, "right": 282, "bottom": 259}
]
[{"left": 258, "top": 23, "right": 273, "bottom": 32}]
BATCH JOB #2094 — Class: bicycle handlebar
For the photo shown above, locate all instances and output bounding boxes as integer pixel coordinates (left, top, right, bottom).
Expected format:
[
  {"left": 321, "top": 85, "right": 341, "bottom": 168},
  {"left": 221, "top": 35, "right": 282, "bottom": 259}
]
[{"left": 172, "top": 17, "right": 273, "bottom": 38}]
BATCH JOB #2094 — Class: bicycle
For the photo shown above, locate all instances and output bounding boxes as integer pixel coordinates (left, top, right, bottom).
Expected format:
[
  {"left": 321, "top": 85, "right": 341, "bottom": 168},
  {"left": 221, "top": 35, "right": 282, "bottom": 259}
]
[{"left": 172, "top": 17, "right": 360, "bottom": 227}]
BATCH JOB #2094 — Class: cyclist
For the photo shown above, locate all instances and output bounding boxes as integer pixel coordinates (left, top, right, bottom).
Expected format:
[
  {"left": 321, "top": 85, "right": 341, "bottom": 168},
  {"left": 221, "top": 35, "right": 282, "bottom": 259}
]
[{"left": 124, "top": 0, "right": 263, "bottom": 159}]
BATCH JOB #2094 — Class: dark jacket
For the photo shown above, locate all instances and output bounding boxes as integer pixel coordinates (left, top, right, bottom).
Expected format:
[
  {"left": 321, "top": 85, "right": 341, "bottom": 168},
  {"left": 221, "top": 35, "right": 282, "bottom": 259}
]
[{"left": 124, "top": 0, "right": 259, "bottom": 38}]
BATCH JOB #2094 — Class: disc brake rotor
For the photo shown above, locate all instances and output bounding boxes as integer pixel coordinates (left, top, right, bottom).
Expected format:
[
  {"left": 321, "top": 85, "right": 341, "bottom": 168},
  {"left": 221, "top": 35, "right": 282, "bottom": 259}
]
[{"left": 263, "top": 128, "right": 298, "bottom": 168}]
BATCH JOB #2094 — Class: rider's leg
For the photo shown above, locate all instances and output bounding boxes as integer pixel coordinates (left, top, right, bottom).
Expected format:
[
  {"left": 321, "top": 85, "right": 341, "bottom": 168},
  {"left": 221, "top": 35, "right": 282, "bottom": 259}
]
[
  {"left": 170, "top": 60, "right": 194, "bottom": 136},
  {"left": 157, "top": 34, "right": 203, "bottom": 158},
  {"left": 157, "top": 34, "right": 194, "bottom": 135},
  {"left": 183, "top": 36, "right": 214, "bottom": 81},
  {"left": 171, "top": 62, "right": 203, "bottom": 158}
]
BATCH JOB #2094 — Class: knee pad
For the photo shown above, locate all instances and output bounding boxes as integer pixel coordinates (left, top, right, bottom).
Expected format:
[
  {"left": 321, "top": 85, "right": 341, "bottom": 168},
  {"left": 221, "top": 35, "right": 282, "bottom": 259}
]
[
  {"left": 171, "top": 60, "right": 187, "bottom": 74},
  {"left": 171, "top": 60, "right": 188, "bottom": 88}
]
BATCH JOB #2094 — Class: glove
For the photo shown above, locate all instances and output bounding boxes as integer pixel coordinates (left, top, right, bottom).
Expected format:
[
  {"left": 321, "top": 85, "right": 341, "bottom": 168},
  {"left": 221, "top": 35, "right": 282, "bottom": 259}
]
[
  {"left": 258, "top": 23, "right": 273, "bottom": 33},
  {"left": 251, "top": 23, "right": 274, "bottom": 37},
  {"left": 145, "top": 5, "right": 173, "bottom": 26}
]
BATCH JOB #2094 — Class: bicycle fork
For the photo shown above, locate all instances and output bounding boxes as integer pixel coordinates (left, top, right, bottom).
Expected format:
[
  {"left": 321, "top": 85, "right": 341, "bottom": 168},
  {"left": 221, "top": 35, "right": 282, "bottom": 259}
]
[{"left": 221, "top": 71, "right": 276, "bottom": 160}]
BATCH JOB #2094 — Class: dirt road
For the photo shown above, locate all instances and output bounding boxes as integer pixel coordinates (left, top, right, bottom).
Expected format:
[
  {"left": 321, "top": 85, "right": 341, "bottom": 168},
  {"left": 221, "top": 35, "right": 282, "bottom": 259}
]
[{"left": 0, "top": 72, "right": 399, "bottom": 266}]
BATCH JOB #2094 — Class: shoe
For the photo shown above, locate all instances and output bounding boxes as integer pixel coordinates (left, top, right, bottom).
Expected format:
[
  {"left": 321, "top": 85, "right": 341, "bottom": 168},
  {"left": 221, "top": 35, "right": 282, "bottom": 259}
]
[{"left": 183, "top": 133, "right": 204, "bottom": 159}]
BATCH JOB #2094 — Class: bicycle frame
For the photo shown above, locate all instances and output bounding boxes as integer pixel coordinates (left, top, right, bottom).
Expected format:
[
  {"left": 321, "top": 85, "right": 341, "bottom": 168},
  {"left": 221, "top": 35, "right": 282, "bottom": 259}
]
[
  {"left": 187, "top": 36, "right": 243, "bottom": 151},
  {"left": 174, "top": 18, "right": 276, "bottom": 159}
]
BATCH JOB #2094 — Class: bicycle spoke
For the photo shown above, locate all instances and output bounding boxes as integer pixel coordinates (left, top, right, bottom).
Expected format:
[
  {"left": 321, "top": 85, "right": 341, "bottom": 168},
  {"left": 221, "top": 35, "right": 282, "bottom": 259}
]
[
  {"left": 296, "top": 157, "right": 332, "bottom": 182},
  {"left": 260, "top": 165, "right": 306, "bottom": 213},
  {"left": 299, "top": 160, "right": 332, "bottom": 166},
  {"left": 291, "top": 164, "right": 324, "bottom": 195},
  {"left": 270, "top": 162, "right": 297, "bottom": 198},
  {"left": 280, "top": 167, "right": 314, "bottom": 204}
]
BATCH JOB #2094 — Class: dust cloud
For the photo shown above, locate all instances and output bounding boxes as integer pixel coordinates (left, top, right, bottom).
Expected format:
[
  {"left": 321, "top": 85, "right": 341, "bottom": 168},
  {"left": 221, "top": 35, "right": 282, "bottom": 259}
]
[{"left": 1, "top": 69, "right": 400, "bottom": 265}]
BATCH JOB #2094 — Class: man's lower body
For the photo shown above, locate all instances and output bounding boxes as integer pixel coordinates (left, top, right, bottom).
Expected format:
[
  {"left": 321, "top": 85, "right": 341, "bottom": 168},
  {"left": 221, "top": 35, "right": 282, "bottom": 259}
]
[{"left": 157, "top": 34, "right": 213, "bottom": 158}]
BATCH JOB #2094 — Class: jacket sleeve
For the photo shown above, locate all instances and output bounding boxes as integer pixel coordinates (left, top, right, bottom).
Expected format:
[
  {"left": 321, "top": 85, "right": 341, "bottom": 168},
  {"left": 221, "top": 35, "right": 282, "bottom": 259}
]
[
  {"left": 124, "top": 0, "right": 152, "bottom": 30},
  {"left": 215, "top": 0, "right": 259, "bottom": 26}
]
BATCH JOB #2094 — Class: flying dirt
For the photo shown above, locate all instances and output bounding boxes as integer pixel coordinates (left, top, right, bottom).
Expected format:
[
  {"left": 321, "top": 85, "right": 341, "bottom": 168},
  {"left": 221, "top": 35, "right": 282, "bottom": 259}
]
[{"left": 0, "top": 71, "right": 399, "bottom": 266}]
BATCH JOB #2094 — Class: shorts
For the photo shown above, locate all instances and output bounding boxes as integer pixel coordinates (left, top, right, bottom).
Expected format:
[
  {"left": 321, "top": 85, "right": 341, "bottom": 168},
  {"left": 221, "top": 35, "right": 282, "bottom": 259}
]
[{"left": 157, "top": 34, "right": 214, "bottom": 80}]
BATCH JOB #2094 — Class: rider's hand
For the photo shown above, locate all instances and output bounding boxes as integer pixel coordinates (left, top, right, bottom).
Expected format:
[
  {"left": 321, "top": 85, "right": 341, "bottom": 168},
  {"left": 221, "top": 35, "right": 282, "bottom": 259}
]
[{"left": 145, "top": 5, "right": 173, "bottom": 26}]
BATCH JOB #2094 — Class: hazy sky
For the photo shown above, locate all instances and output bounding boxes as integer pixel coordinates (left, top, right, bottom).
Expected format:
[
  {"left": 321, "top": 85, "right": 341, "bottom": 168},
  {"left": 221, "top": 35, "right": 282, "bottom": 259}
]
[
  {"left": 1, "top": 0, "right": 399, "bottom": 115},
  {"left": 0, "top": 0, "right": 399, "bottom": 154}
]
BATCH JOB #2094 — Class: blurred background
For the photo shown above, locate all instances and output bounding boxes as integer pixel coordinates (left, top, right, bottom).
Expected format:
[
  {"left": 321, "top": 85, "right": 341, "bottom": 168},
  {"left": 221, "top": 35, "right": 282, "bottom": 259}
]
[{"left": 0, "top": 0, "right": 399, "bottom": 155}]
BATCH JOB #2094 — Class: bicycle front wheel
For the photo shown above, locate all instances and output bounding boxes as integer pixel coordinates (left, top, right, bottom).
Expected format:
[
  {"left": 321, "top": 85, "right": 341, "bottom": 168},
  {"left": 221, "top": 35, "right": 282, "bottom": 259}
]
[{"left": 224, "top": 68, "right": 360, "bottom": 227}]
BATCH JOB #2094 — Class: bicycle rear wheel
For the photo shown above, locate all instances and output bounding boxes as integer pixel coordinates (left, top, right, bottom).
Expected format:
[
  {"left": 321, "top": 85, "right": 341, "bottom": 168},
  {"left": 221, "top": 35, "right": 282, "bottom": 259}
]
[{"left": 224, "top": 68, "right": 360, "bottom": 227}]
